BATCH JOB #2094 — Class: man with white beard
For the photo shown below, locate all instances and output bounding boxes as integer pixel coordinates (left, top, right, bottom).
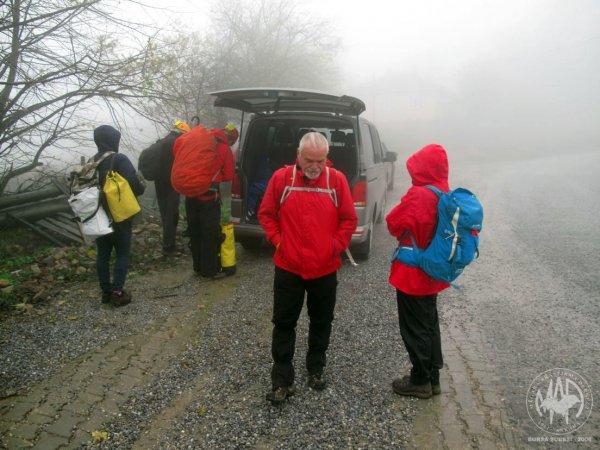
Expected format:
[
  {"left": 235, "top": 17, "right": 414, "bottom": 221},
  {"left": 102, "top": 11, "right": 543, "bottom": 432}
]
[{"left": 259, "top": 132, "right": 357, "bottom": 405}]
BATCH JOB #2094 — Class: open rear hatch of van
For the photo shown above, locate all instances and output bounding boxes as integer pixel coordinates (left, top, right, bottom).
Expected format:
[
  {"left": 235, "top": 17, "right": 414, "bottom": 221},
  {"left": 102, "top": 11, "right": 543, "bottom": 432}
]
[{"left": 210, "top": 88, "right": 366, "bottom": 116}]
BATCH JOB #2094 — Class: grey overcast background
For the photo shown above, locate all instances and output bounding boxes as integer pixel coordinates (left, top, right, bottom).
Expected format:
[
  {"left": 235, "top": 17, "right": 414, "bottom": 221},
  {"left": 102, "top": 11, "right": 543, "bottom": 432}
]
[{"left": 127, "top": 0, "right": 600, "bottom": 162}]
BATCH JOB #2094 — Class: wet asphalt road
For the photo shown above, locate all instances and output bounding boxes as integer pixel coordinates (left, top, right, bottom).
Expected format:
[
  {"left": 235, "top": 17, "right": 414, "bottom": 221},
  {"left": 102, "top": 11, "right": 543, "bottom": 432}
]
[{"left": 443, "top": 150, "right": 600, "bottom": 446}]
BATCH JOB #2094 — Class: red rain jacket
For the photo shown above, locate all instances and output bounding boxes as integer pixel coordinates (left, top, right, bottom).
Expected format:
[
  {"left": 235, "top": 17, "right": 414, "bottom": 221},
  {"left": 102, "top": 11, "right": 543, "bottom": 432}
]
[
  {"left": 259, "top": 163, "right": 357, "bottom": 280},
  {"left": 386, "top": 144, "right": 451, "bottom": 295},
  {"left": 196, "top": 129, "right": 234, "bottom": 200}
]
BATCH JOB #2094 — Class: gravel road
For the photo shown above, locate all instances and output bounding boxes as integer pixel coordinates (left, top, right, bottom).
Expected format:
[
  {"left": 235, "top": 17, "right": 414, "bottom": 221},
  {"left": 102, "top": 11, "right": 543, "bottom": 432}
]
[
  {"left": 1, "top": 214, "right": 421, "bottom": 449},
  {"left": 4, "top": 150, "right": 595, "bottom": 449}
]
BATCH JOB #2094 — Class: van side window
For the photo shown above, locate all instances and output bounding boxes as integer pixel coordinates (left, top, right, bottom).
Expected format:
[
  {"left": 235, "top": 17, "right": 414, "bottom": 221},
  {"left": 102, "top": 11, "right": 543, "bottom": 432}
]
[
  {"left": 360, "top": 122, "right": 374, "bottom": 166},
  {"left": 369, "top": 125, "right": 384, "bottom": 163}
]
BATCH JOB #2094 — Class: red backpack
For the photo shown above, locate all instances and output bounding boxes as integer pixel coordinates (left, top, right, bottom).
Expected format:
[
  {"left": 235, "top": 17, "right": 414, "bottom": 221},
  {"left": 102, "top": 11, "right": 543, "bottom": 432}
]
[{"left": 171, "top": 125, "right": 217, "bottom": 198}]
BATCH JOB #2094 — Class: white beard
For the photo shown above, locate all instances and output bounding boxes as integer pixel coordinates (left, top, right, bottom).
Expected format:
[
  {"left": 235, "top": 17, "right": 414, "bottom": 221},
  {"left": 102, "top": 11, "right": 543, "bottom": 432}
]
[{"left": 304, "top": 168, "right": 321, "bottom": 179}]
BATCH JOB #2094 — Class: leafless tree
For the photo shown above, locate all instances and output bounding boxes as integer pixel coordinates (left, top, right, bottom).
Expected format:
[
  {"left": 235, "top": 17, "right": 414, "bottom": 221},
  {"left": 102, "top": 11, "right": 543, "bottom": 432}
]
[
  {"left": 0, "top": 0, "right": 342, "bottom": 195},
  {"left": 143, "top": 0, "right": 341, "bottom": 128},
  {"left": 0, "top": 0, "right": 174, "bottom": 194}
]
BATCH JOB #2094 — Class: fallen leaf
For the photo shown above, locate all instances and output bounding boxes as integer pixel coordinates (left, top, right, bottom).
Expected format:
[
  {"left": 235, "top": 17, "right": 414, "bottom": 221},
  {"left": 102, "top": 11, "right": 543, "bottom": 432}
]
[
  {"left": 91, "top": 430, "right": 108, "bottom": 443},
  {"left": 198, "top": 407, "right": 208, "bottom": 416},
  {"left": 67, "top": 316, "right": 78, "bottom": 321}
]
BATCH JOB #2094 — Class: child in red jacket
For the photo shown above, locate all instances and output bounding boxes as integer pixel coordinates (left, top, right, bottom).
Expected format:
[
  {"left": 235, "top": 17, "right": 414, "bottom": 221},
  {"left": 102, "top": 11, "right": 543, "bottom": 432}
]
[{"left": 386, "top": 144, "right": 451, "bottom": 398}]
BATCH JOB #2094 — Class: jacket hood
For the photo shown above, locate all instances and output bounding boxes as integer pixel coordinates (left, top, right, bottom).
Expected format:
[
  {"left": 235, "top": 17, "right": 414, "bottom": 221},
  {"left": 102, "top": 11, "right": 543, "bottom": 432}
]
[
  {"left": 406, "top": 144, "right": 449, "bottom": 189},
  {"left": 94, "top": 125, "right": 121, "bottom": 153},
  {"left": 210, "top": 128, "right": 229, "bottom": 144}
]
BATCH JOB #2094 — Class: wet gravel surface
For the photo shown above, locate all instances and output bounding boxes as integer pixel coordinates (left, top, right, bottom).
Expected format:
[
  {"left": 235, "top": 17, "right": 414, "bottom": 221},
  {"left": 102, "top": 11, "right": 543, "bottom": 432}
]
[
  {"left": 0, "top": 273, "right": 179, "bottom": 399},
  {"left": 1, "top": 219, "right": 417, "bottom": 448}
]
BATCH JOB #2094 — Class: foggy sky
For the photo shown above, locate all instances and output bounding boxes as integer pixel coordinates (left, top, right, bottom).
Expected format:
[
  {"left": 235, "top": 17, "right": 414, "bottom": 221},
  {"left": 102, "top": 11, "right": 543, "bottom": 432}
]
[{"left": 127, "top": 0, "right": 600, "bottom": 161}]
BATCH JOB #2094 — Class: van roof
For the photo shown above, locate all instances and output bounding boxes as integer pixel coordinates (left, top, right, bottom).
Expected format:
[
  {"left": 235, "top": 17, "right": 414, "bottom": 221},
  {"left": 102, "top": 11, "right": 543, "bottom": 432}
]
[{"left": 210, "top": 88, "right": 366, "bottom": 116}]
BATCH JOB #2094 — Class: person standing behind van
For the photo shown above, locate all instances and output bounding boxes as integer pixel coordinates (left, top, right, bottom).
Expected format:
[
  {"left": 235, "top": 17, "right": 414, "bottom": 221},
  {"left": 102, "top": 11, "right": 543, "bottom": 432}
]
[
  {"left": 93, "top": 125, "right": 145, "bottom": 307},
  {"left": 258, "top": 132, "right": 357, "bottom": 405},
  {"left": 185, "top": 125, "right": 236, "bottom": 279},
  {"left": 386, "top": 144, "right": 451, "bottom": 398},
  {"left": 154, "top": 121, "right": 190, "bottom": 256}
]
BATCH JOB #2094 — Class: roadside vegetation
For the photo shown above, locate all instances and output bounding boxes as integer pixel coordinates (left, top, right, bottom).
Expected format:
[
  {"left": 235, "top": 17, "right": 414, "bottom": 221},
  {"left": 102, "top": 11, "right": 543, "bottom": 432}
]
[{"left": 0, "top": 218, "right": 173, "bottom": 313}]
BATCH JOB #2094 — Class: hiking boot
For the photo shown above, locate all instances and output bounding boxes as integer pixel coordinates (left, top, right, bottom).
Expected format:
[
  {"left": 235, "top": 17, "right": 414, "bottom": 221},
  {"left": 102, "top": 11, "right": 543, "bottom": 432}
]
[
  {"left": 110, "top": 290, "right": 131, "bottom": 307},
  {"left": 222, "top": 266, "right": 236, "bottom": 276},
  {"left": 432, "top": 383, "right": 441, "bottom": 396},
  {"left": 162, "top": 248, "right": 180, "bottom": 257},
  {"left": 266, "top": 385, "right": 296, "bottom": 406},
  {"left": 307, "top": 373, "right": 326, "bottom": 391},
  {"left": 101, "top": 291, "right": 112, "bottom": 304},
  {"left": 392, "top": 376, "right": 432, "bottom": 399},
  {"left": 210, "top": 271, "right": 227, "bottom": 280}
]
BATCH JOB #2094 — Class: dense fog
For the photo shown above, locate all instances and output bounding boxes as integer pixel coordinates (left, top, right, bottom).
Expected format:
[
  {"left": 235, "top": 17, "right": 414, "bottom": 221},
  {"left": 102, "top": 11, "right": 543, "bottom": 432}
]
[
  {"left": 56, "top": 0, "right": 600, "bottom": 167},
  {"left": 327, "top": 0, "right": 600, "bottom": 161}
]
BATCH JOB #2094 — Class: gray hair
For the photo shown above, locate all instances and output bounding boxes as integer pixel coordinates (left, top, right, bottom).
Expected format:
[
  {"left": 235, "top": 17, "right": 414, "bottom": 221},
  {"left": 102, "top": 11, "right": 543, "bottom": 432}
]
[{"left": 298, "top": 131, "right": 329, "bottom": 155}]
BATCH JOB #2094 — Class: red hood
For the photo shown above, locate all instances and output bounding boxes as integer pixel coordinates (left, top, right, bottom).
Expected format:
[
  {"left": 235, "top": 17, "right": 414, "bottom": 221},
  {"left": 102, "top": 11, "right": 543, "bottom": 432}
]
[
  {"left": 210, "top": 128, "right": 229, "bottom": 144},
  {"left": 406, "top": 144, "right": 449, "bottom": 190}
]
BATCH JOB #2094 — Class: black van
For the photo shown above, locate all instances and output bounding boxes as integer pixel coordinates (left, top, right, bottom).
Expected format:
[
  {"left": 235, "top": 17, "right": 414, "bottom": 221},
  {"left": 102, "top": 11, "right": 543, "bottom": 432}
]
[{"left": 210, "top": 88, "right": 397, "bottom": 260}]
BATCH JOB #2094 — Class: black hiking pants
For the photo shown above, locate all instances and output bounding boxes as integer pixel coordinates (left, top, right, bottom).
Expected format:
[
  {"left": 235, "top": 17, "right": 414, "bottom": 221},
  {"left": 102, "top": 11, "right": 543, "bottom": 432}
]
[
  {"left": 396, "top": 290, "right": 443, "bottom": 385},
  {"left": 271, "top": 267, "right": 337, "bottom": 389},
  {"left": 155, "top": 180, "right": 180, "bottom": 252},
  {"left": 185, "top": 197, "right": 221, "bottom": 277}
]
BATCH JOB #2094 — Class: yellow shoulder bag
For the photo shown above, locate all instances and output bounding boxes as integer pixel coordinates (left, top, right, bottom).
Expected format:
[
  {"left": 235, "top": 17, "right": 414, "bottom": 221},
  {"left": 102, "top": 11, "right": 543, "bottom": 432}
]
[{"left": 103, "top": 155, "right": 141, "bottom": 222}]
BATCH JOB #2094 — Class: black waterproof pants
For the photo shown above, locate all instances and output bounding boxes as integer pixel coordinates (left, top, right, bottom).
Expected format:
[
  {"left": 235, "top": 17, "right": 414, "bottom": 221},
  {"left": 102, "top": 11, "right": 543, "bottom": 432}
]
[
  {"left": 155, "top": 181, "right": 180, "bottom": 252},
  {"left": 185, "top": 197, "right": 221, "bottom": 277},
  {"left": 396, "top": 290, "right": 443, "bottom": 385},
  {"left": 271, "top": 267, "right": 338, "bottom": 389}
]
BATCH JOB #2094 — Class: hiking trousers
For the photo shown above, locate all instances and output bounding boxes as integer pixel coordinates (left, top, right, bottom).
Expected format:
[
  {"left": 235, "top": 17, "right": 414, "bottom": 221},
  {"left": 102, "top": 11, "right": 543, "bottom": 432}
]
[
  {"left": 155, "top": 181, "right": 180, "bottom": 252},
  {"left": 185, "top": 197, "right": 220, "bottom": 277},
  {"left": 396, "top": 290, "right": 443, "bottom": 385},
  {"left": 271, "top": 267, "right": 338, "bottom": 389},
  {"left": 96, "top": 220, "right": 132, "bottom": 293}
]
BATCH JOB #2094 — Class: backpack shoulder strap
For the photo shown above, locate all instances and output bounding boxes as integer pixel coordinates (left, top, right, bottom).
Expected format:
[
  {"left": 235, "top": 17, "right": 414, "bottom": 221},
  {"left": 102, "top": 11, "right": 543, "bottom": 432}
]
[
  {"left": 279, "top": 165, "right": 296, "bottom": 205},
  {"left": 425, "top": 185, "right": 443, "bottom": 197}
]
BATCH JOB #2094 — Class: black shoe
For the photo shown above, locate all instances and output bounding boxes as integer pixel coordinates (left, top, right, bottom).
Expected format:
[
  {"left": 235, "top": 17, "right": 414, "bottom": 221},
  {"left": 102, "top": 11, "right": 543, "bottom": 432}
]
[
  {"left": 222, "top": 266, "right": 236, "bottom": 276},
  {"left": 266, "top": 385, "right": 296, "bottom": 405},
  {"left": 432, "top": 383, "right": 441, "bottom": 395},
  {"left": 307, "top": 373, "right": 326, "bottom": 391},
  {"left": 162, "top": 248, "right": 180, "bottom": 256},
  {"left": 101, "top": 291, "right": 112, "bottom": 304},
  {"left": 210, "top": 271, "right": 227, "bottom": 280},
  {"left": 392, "top": 375, "right": 432, "bottom": 399},
  {"left": 110, "top": 290, "right": 131, "bottom": 307}
]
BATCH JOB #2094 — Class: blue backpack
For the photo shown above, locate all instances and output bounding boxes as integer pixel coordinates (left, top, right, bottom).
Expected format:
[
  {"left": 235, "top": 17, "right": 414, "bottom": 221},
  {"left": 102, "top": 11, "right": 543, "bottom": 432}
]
[{"left": 393, "top": 185, "right": 483, "bottom": 284}]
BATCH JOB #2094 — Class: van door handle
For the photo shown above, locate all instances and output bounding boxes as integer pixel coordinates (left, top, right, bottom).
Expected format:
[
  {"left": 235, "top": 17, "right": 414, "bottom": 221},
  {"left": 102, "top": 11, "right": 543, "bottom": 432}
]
[{"left": 368, "top": 177, "right": 378, "bottom": 182}]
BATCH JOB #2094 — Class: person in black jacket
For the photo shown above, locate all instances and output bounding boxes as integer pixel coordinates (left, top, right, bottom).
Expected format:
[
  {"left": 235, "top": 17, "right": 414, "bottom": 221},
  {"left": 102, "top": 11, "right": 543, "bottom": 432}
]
[
  {"left": 154, "top": 121, "right": 190, "bottom": 255},
  {"left": 93, "top": 125, "right": 145, "bottom": 307}
]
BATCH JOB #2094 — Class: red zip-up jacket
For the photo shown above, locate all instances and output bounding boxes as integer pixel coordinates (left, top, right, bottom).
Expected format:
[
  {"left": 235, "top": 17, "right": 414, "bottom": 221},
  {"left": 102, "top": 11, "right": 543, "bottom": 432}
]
[
  {"left": 386, "top": 144, "right": 451, "bottom": 295},
  {"left": 259, "top": 163, "right": 357, "bottom": 280}
]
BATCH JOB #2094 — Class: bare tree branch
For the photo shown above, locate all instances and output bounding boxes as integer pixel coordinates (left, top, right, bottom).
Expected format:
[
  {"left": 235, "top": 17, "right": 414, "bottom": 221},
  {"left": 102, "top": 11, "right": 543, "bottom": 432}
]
[{"left": 0, "top": 0, "right": 175, "bottom": 194}]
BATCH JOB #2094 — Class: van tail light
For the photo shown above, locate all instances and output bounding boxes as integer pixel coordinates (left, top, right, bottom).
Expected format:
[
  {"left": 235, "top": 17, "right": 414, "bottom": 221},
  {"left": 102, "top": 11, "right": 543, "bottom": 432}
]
[
  {"left": 352, "top": 180, "right": 367, "bottom": 207},
  {"left": 232, "top": 172, "right": 241, "bottom": 198}
]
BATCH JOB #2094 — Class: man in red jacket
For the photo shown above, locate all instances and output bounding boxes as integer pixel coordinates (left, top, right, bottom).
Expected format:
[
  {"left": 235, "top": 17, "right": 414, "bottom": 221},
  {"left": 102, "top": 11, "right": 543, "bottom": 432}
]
[
  {"left": 386, "top": 143, "right": 451, "bottom": 399},
  {"left": 259, "top": 131, "right": 357, "bottom": 405}
]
